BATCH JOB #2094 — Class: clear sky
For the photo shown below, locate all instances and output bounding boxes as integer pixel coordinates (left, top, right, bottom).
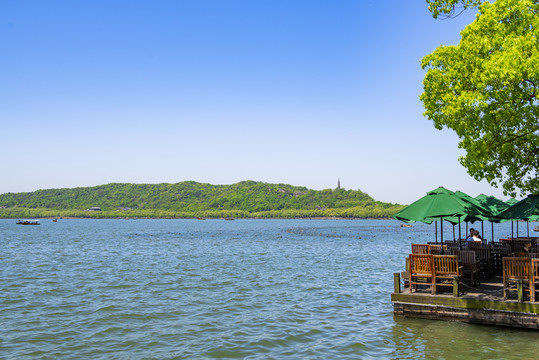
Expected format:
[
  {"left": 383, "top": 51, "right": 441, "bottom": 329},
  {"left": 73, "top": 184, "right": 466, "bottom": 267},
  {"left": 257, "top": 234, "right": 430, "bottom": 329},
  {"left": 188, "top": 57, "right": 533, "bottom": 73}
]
[{"left": 1, "top": 1, "right": 511, "bottom": 204}]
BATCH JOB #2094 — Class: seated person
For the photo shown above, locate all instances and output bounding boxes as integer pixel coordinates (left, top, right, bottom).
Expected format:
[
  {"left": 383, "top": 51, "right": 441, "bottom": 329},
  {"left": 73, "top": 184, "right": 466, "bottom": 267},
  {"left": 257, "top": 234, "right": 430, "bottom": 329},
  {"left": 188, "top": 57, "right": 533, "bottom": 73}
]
[
  {"left": 472, "top": 230, "right": 482, "bottom": 243},
  {"left": 466, "top": 228, "right": 475, "bottom": 242}
]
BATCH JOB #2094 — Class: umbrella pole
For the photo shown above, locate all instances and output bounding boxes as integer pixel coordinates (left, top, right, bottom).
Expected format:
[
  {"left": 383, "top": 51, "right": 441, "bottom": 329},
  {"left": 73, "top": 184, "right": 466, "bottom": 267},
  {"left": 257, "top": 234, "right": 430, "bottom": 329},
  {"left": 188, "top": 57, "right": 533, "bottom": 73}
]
[
  {"left": 517, "top": 221, "right": 520, "bottom": 238},
  {"left": 458, "top": 219, "right": 461, "bottom": 240},
  {"left": 458, "top": 216, "right": 462, "bottom": 250},
  {"left": 512, "top": 221, "right": 515, "bottom": 251},
  {"left": 481, "top": 221, "right": 484, "bottom": 240},
  {"left": 491, "top": 222, "right": 494, "bottom": 244},
  {"left": 435, "top": 221, "right": 438, "bottom": 244},
  {"left": 528, "top": 221, "right": 530, "bottom": 237},
  {"left": 440, "top": 217, "right": 444, "bottom": 254},
  {"left": 453, "top": 224, "right": 455, "bottom": 241}
]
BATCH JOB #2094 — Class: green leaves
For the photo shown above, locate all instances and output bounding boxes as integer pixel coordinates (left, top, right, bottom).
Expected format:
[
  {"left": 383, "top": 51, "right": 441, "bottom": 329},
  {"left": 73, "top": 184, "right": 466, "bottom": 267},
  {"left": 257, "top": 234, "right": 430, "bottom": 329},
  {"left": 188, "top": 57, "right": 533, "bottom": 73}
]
[
  {"left": 426, "top": 0, "right": 483, "bottom": 19},
  {"left": 0, "top": 181, "right": 402, "bottom": 218},
  {"left": 422, "top": 0, "right": 539, "bottom": 197}
]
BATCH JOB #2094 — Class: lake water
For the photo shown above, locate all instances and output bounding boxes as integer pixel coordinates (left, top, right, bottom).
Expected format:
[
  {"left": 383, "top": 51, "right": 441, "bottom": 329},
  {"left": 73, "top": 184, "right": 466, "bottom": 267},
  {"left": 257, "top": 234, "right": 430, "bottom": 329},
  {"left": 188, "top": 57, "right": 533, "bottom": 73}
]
[{"left": 2, "top": 218, "right": 539, "bottom": 359}]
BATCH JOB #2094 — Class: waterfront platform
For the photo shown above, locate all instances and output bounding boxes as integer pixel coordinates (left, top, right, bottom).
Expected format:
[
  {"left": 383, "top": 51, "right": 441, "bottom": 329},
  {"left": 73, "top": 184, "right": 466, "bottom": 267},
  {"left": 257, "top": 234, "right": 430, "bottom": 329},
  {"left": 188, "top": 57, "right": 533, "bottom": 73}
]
[{"left": 392, "top": 274, "right": 539, "bottom": 329}]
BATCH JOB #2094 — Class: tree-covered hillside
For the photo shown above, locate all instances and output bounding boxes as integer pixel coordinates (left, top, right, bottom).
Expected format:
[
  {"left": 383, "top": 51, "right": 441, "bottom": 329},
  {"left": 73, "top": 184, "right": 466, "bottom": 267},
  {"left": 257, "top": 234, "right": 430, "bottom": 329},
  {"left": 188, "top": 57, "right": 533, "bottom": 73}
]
[{"left": 0, "top": 181, "right": 403, "bottom": 219}]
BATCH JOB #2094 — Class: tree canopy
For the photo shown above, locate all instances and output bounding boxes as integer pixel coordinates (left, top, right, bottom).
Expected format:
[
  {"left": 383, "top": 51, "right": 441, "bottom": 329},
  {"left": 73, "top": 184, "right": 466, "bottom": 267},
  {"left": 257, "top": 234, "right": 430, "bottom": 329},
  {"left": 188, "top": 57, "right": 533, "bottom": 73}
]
[
  {"left": 421, "top": 0, "right": 539, "bottom": 197},
  {"left": 426, "top": 0, "right": 482, "bottom": 19},
  {"left": 0, "top": 181, "right": 403, "bottom": 219}
]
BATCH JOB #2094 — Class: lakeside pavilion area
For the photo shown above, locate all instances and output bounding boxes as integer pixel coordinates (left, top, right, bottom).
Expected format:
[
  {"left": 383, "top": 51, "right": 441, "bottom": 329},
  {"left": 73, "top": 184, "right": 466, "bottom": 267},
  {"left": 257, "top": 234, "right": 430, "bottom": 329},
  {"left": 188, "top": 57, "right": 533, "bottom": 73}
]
[
  {"left": 391, "top": 188, "right": 539, "bottom": 329},
  {"left": 392, "top": 238, "right": 539, "bottom": 329}
]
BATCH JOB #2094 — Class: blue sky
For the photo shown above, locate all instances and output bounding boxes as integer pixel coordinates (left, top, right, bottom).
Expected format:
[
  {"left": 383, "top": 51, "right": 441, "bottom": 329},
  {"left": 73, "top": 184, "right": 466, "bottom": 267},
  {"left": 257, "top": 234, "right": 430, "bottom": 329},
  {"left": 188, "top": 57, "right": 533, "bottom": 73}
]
[{"left": 1, "top": 1, "right": 509, "bottom": 204}]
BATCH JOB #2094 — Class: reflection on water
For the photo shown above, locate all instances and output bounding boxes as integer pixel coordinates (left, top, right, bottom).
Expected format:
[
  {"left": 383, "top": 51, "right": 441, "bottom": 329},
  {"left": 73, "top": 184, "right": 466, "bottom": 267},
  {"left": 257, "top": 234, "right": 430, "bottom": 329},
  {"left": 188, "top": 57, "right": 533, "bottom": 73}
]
[
  {"left": 391, "top": 316, "right": 539, "bottom": 359},
  {"left": 1, "top": 219, "right": 538, "bottom": 359}
]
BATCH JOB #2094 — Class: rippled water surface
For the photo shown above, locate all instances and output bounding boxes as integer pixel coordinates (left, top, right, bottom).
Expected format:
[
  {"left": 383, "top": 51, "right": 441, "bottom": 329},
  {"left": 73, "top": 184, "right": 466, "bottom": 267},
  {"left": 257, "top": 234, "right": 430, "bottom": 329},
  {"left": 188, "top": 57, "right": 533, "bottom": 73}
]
[{"left": 2, "top": 219, "right": 539, "bottom": 359}]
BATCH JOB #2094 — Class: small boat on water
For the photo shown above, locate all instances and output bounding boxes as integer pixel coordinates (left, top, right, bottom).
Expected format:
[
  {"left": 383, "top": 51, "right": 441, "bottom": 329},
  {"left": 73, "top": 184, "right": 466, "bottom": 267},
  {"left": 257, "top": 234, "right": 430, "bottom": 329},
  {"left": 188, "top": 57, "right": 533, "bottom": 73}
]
[{"left": 16, "top": 219, "right": 41, "bottom": 225}]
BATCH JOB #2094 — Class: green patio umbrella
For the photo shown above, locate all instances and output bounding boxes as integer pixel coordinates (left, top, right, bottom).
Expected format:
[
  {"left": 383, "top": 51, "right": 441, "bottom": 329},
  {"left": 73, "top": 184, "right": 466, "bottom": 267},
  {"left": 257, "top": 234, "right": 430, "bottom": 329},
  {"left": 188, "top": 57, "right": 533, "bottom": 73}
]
[
  {"left": 474, "top": 194, "right": 511, "bottom": 242},
  {"left": 497, "top": 194, "right": 539, "bottom": 221},
  {"left": 475, "top": 194, "right": 510, "bottom": 216},
  {"left": 414, "top": 190, "right": 493, "bottom": 226},
  {"left": 393, "top": 187, "right": 484, "bottom": 223},
  {"left": 504, "top": 198, "right": 521, "bottom": 238},
  {"left": 452, "top": 191, "right": 496, "bottom": 242},
  {"left": 434, "top": 190, "right": 494, "bottom": 241},
  {"left": 393, "top": 187, "right": 487, "bottom": 248},
  {"left": 498, "top": 195, "right": 539, "bottom": 239}
]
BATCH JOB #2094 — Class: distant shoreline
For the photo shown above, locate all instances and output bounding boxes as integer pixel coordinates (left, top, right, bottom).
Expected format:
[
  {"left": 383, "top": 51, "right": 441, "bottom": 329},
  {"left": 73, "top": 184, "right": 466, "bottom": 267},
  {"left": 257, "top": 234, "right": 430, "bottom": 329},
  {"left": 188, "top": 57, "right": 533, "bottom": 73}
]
[
  {"left": 8, "top": 216, "right": 395, "bottom": 221},
  {"left": 0, "top": 181, "right": 404, "bottom": 220}
]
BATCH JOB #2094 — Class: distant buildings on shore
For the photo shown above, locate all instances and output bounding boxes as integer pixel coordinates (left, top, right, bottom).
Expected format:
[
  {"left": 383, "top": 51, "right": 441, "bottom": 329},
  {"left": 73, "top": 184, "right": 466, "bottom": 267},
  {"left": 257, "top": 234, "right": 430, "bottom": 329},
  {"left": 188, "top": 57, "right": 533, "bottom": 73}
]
[{"left": 85, "top": 207, "right": 102, "bottom": 211}]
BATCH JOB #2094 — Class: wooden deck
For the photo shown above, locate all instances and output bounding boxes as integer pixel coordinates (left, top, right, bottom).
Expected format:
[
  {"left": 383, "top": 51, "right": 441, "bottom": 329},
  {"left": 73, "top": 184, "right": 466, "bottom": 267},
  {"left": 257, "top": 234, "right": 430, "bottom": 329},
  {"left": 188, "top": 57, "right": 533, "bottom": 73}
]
[{"left": 392, "top": 275, "right": 539, "bottom": 329}]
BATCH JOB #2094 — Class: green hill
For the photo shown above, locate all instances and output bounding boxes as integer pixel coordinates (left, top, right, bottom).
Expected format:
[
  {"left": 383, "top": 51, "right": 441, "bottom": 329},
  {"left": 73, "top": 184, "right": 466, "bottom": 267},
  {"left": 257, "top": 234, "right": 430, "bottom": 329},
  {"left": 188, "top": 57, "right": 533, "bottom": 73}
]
[{"left": 0, "top": 181, "right": 404, "bottom": 219}]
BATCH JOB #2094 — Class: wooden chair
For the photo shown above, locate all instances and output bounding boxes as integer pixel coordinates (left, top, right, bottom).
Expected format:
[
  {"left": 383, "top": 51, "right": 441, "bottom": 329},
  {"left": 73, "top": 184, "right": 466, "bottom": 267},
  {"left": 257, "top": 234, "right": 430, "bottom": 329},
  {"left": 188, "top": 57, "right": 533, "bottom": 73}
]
[
  {"left": 493, "top": 242, "right": 510, "bottom": 250},
  {"left": 409, "top": 254, "right": 436, "bottom": 295},
  {"left": 511, "top": 241, "right": 526, "bottom": 253},
  {"left": 429, "top": 244, "right": 440, "bottom": 254},
  {"left": 468, "top": 242, "right": 483, "bottom": 250},
  {"left": 531, "top": 259, "right": 539, "bottom": 302},
  {"left": 446, "top": 243, "right": 461, "bottom": 252},
  {"left": 475, "top": 247, "right": 494, "bottom": 279},
  {"left": 411, "top": 244, "right": 430, "bottom": 254},
  {"left": 492, "top": 245, "right": 511, "bottom": 276},
  {"left": 512, "top": 252, "right": 528, "bottom": 257},
  {"left": 434, "top": 255, "right": 460, "bottom": 295},
  {"left": 429, "top": 244, "right": 448, "bottom": 255},
  {"left": 503, "top": 257, "right": 531, "bottom": 301},
  {"left": 516, "top": 239, "right": 534, "bottom": 252},
  {"left": 460, "top": 250, "right": 480, "bottom": 286}
]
